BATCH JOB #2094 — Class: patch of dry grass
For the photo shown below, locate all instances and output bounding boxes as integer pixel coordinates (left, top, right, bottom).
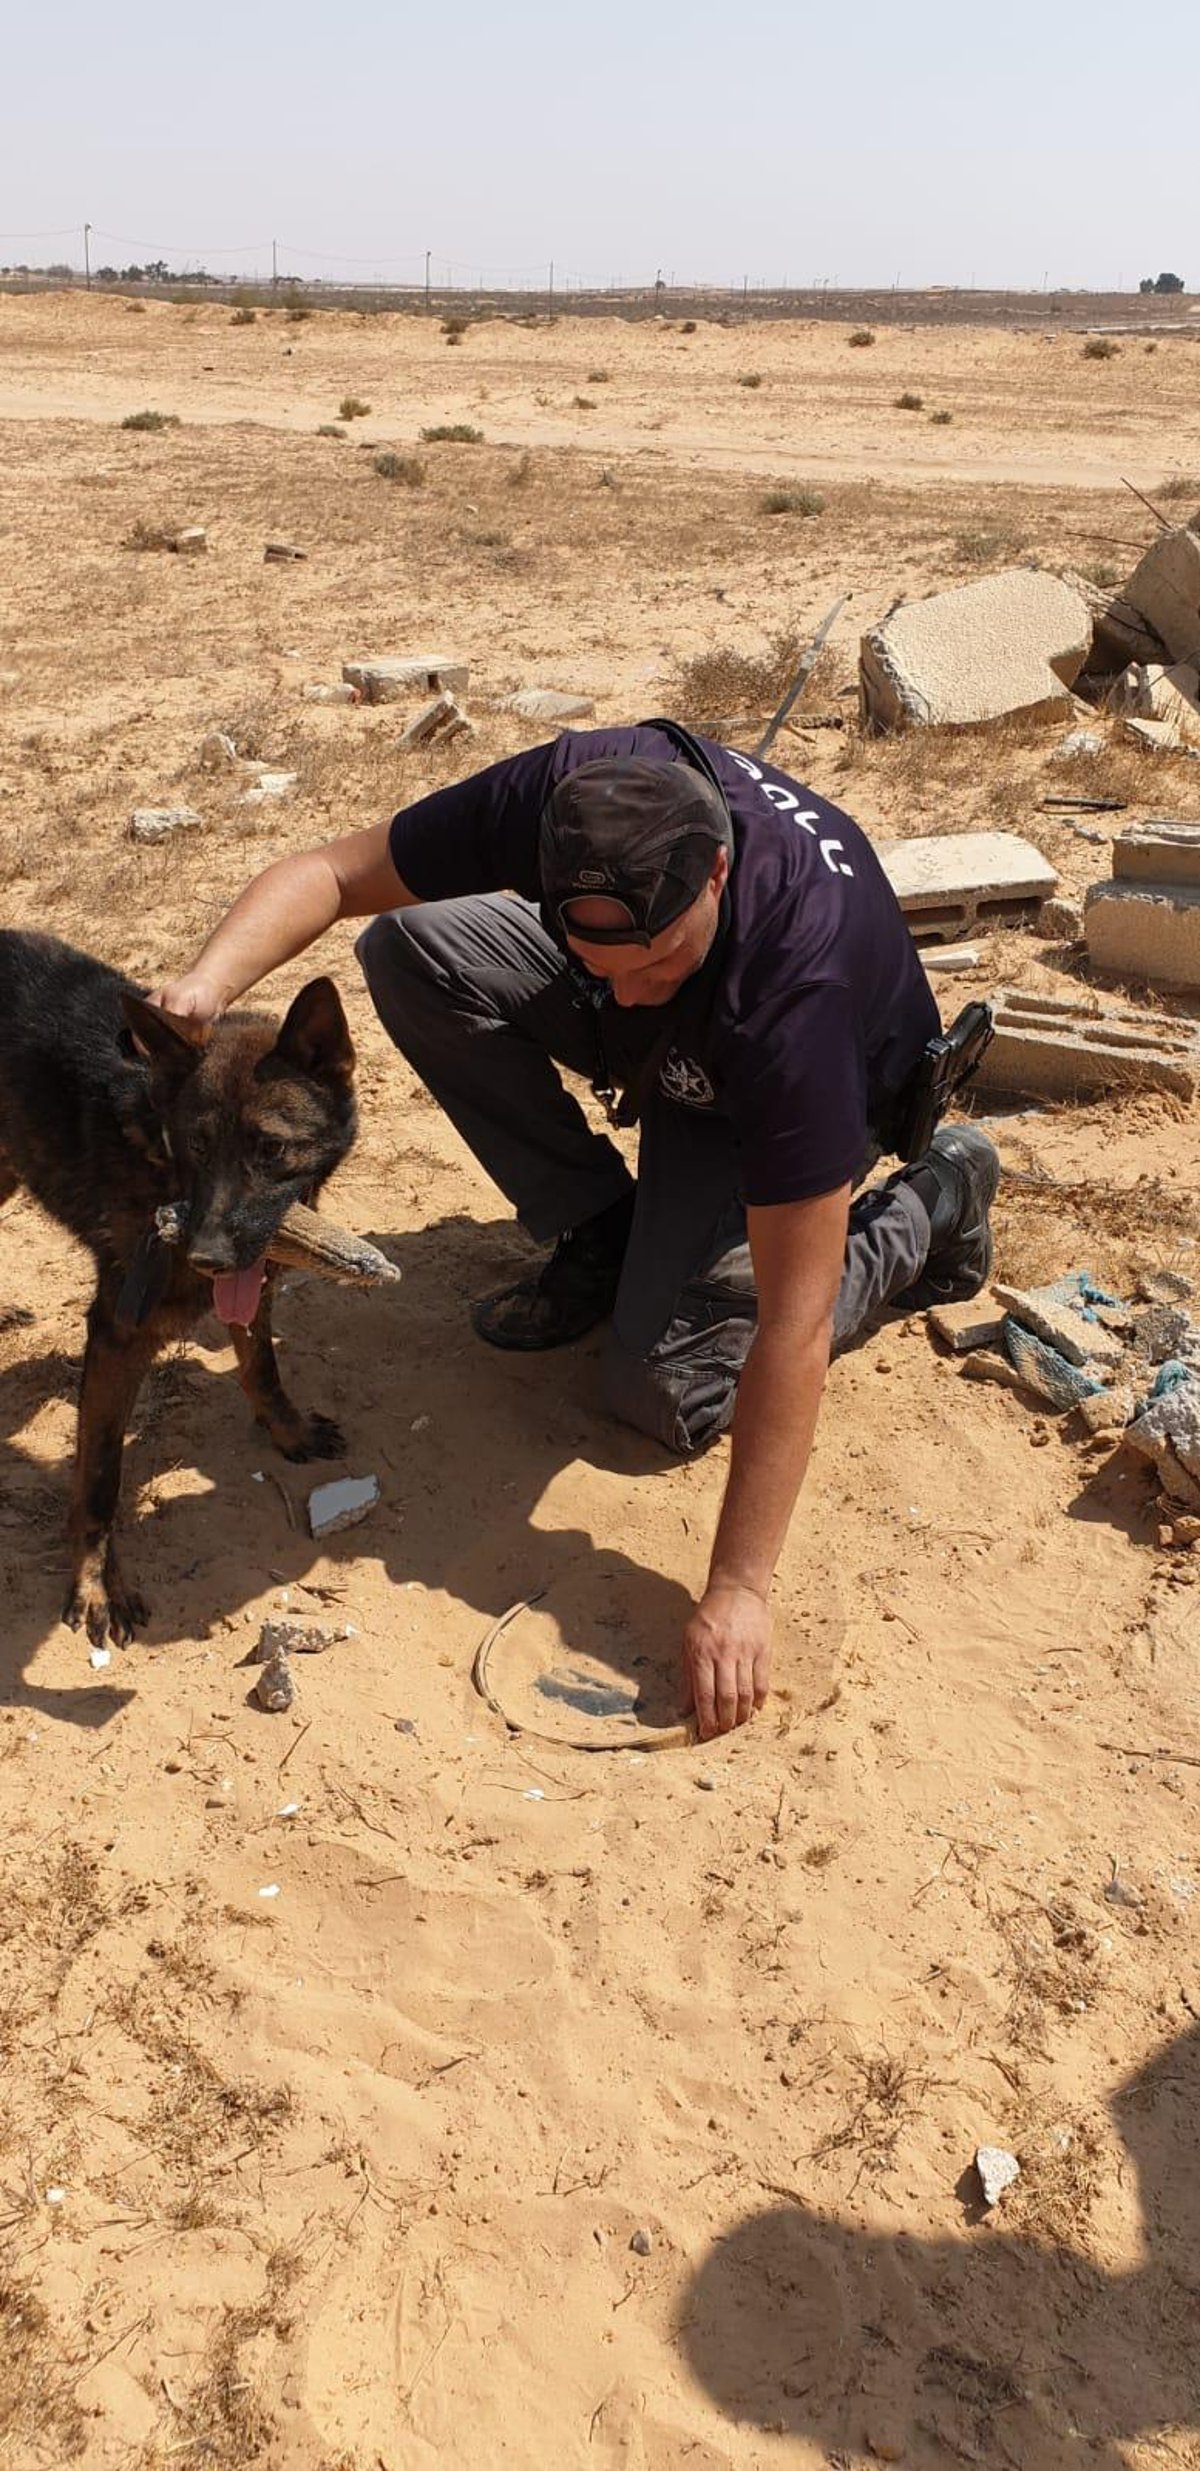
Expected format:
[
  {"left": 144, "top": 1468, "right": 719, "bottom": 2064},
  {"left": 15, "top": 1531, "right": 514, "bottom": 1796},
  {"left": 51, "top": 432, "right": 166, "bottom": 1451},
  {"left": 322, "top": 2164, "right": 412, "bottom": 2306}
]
[
  {"left": 0, "top": 2276, "right": 87, "bottom": 2464},
  {"left": 161, "top": 2245, "right": 304, "bottom": 2467},
  {"left": 671, "top": 628, "right": 803, "bottom": 731}
]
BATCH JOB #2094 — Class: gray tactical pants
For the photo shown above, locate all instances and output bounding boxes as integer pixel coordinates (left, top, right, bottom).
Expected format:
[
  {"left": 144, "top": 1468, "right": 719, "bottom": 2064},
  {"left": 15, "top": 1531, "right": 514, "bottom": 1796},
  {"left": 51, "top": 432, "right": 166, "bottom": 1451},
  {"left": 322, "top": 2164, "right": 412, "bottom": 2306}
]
[{"left": 357, "top": 897, "right": 932, "bottom": 1455}]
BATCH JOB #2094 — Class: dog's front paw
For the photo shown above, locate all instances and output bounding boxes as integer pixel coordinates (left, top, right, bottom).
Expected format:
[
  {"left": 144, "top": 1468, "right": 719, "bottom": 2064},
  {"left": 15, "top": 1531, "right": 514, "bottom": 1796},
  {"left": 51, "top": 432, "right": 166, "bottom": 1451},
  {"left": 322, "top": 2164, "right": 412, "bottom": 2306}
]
[
  {"left": 64, "top": 1556, "right": 148, "bottom": 1648},
  {"left": 276, "top": 1411, "right": 346, "bottom": 1464}
]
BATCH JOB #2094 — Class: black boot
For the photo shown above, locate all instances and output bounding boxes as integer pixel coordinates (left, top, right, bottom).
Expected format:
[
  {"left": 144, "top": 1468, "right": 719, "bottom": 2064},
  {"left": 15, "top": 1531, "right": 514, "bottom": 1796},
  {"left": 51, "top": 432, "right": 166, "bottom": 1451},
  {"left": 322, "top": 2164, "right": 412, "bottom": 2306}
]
[
  {"left": 893, "top": 1125, "right": 1001, "bottom": 1310},
  {"left": 472, "top": 1190, "right": 635, "bottom": 1351}
]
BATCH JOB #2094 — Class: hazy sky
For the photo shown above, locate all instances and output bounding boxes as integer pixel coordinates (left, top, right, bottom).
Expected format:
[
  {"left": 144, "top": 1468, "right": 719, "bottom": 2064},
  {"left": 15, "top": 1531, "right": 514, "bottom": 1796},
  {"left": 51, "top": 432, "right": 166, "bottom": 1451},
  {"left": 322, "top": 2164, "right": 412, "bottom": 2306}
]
[{"left": 2, "top": 0, "right": 1192, "bottom": 292}]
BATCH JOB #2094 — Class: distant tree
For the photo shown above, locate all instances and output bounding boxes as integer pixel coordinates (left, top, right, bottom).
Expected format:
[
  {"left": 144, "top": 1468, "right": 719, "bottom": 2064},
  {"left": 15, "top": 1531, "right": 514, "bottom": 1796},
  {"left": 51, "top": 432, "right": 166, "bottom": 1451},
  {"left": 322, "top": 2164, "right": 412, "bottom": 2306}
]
[
  {"left": 1139, "top": 277, "right": 1155, "bottom": 294},
  {"left": 96, "top": 265, "right": 119, "bottom": 281},
  {"left": 45, "top": 261, "right": 73, "bottom": 278},
  {"left": 1155, "top": 271, "right": 1185, "bottom": 293}
]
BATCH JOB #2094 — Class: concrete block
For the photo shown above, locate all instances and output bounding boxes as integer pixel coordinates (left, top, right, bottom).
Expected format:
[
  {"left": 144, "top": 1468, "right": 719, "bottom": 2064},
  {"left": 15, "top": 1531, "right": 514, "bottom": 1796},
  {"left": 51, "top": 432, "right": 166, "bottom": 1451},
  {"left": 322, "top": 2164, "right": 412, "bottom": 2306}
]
[
  {"left": 879, "top": 830, "right": 1057, "bottom": 942},
  {"left": 1085, "top": 880, "right": 1200, "bottom": 991},
  {"left": 1112, "top": 819, "right": 1200, "bottom": 886},
  {"left": 1122, "top": 526, "right": 1200, "bottom": 666},
  {"left": 264, "top": 540, "right": 307, "bottom": 562},
  {"left": 343, "top": 655, "right": 469, "bottom": 702},
  {"left": 401, "top": 691, "right": 459, "bottom": 748},
  {"left": 170, "top": 526, "right": 207, "bottom": 555},
  {"left": 128, "top": 805, "right": 201, "bottom": 843},
  {"left": 1040, "top": 895, "right": 1085, "bottom": 938},
  {"left": 1123, "top": 714, "right": 1188, "bottom": 754},
  {"left": 859, "top": 569, "right": 1090, "bottom": 730},
  {"left": 504, "top": 689, "right": 597, "bottom": 722},
  {"left": 1114, "top": 660, "right": 1200, "bottom": 746},
  {"left": 974, "top": 986, "right": 1200, "bottom": 1101}
]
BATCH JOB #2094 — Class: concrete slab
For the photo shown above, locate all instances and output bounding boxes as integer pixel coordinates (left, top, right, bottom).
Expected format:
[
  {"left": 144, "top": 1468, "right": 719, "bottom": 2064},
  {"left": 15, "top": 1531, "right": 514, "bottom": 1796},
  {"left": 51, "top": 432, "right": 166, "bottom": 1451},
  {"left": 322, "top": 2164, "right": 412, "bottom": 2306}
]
[
  {"left": 343, "top": 655, "right": 469, "bottom": 702},
  {"left": 1085, "top": 880, "right": 1200, "bottom": 990},
  {"left": 994, "top": 1278, "right": 1125, "bottom": 1369},
  {"left": 879, "top": 831, "right": 1057, "bottom": 942},
  {"left": 1114, "top": 659, "right": 1200, "bottom": 746},
  {"left": 504, "top": 689, "right": 597, "bottom": 722},
  {"left": 128, "top": 805, "right": 201, "bottom": 843},
  {"left": 929, "top": 1298, "right": 1008, "bottom": 1352},
  {"left": 973, "top": 987, "right": 1200, "bottom": 1101},
  {"left": 1112, "top": 820, "right": 1200, "bottom": 885},
  {"left": 860, "top": 569, "right": 1090, "bottom": 731},
  {"left": 1122, "top": 526, "right": 1200, "bottom": 666}
]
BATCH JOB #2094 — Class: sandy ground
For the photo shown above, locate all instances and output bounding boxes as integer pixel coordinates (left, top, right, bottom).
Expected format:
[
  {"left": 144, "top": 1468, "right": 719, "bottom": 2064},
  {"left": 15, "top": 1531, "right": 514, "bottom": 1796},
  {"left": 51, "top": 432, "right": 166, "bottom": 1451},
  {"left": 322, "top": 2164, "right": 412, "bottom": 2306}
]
[{"left": 1, "top": 294, "right": 1199, "bottom": 2471}]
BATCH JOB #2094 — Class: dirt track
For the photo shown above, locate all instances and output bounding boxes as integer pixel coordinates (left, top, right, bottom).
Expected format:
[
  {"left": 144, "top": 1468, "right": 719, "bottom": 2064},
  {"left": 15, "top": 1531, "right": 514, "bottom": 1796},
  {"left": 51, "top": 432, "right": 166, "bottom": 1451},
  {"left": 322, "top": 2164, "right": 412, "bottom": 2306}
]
[{"left": 1, "top": 294, "right": 1199, "bottom": 2471}]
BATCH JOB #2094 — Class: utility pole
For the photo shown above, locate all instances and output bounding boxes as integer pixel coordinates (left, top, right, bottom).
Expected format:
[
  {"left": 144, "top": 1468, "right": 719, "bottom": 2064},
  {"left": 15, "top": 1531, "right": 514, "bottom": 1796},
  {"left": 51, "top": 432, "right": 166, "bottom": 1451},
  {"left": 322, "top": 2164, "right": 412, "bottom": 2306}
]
[
  {"left": 83, "top": 222, "right": 91, "bottom": 289},
  {"left": 548, "top": 259, "right": 554, "bottom": 311},
  {"left": 425, "top": 248, "right": 431, "bottom": 312},
  {"left": 271, "top": 238, "right": 278, "bottom": 287}
]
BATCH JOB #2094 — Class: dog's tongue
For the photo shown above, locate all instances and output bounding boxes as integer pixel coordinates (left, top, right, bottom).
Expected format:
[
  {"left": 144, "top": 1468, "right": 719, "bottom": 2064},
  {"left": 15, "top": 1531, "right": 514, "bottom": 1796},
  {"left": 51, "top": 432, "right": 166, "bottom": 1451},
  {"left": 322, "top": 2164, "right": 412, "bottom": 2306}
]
[{"left": 212, "top": 1259, "right": 267, "bottom": 1328}]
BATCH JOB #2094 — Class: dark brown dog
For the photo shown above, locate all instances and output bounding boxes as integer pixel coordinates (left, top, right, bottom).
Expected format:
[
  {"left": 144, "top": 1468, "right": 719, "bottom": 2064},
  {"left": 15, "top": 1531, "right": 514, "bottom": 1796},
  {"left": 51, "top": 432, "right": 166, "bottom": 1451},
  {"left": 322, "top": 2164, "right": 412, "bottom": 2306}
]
[{"left": 0, "top": 930, "right": 357, "bottom": 1648}]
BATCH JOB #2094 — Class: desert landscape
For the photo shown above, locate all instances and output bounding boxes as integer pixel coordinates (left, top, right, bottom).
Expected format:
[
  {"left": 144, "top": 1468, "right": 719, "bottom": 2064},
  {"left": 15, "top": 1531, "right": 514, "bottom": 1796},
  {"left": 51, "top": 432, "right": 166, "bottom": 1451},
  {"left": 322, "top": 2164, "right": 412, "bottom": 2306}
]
[{"left": 1, "top": 289, "right": 1199, "bottom": 2470}]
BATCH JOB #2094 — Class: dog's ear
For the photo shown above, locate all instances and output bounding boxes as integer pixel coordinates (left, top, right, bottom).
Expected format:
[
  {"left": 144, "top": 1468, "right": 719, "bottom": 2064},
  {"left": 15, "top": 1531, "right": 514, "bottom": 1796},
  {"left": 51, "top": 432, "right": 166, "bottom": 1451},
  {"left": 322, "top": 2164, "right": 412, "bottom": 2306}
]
[
  {"left": 271, "top": 978, "right": 356, "bottom": 1084},
  {"left": 120, "top": 993, "right": 208, "bottom": 1079}
]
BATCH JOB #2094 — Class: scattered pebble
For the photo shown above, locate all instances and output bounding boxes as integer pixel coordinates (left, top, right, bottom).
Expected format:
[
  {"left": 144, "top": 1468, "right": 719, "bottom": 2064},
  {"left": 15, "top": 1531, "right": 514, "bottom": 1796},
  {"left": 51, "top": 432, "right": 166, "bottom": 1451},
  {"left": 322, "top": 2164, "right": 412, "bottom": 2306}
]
[
  {"left": 696, "top": 1774, "right": 718, "bottom": 1791},
  {"left": 45, "top": 2186, "right": 66, "bottom": 2206},
  {"left": 629, "top": 2227, "right": 653, "bottom": 2256},
  {"left": 257, "top": 1883, "right": 282, "bottom": 1899},
  {"left": 255, "top": 1651, "right": 295, "bottom": 1713},
  {"left": 276, "top": 1800, "right": 301, "bottom": 1819},
  {"left": 975, "top": 2144, "right": 1021, "bottom": 2206},
  {"left": 89, "top": 1646, "right": 112, "bottom": 1670},
  {"left": 523, "top": 1787, "right": 545, "bottom": 1802}
]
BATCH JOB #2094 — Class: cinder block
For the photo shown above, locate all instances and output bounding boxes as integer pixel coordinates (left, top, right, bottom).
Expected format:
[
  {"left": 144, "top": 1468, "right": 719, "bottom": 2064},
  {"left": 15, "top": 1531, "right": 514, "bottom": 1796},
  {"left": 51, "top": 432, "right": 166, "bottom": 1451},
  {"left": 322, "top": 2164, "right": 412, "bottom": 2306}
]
[
  {"left": 1122, "top": 526, "right": 1200, "bottom": 666},
  {"left": 1085, "top": 880, "right": 1200, "bottom": 991},
  {"left": 973, "top": 987, "right": 1200, "bottom": 1100},
  {"left": 860, "top": 569, "right": 1090, "bottom": 730},
  {"left": 343, "top": 655, "right": 469, "bottom": 702},
  {"left": 879, "top": 830, "right": 1058, "bottom": 943},
  {"left": 1112, "top": 820, "right": 1200, "bottom": 886}
]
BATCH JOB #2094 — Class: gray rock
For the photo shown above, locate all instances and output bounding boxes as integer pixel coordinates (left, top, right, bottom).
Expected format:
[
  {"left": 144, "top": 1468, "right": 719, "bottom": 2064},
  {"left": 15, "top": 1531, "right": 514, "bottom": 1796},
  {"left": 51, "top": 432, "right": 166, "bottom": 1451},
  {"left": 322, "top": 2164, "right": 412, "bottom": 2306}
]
[
  {"left": 975, "top": 2145, "right": 1020, "bottom": 2207},
  {"left": 1051, "top": 729, "right": 1103, "bottom": 761},
  {"left": 303, "top": 682, "right": 358, "bottom": 705},
  {"left": 308, "top": 1474, "right": 380, "bottom": 1539},
  {"left": 629, "top": 2227, "right": 653, "bottom": 2256}
]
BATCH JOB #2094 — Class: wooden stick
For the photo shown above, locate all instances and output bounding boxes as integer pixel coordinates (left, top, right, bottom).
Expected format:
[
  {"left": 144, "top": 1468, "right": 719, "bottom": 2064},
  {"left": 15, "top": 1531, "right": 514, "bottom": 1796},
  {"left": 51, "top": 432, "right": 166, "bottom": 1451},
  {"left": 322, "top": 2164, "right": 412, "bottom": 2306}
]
[{"left": 1099, "top": 1741, "right": 1200, "bottom": 1769}]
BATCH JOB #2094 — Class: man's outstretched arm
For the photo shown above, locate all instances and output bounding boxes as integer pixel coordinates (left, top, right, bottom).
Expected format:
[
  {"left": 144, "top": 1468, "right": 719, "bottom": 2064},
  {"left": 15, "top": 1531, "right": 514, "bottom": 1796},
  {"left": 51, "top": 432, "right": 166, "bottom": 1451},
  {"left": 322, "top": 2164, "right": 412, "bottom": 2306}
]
[
  {"left": 154, "top": 818, "right": 416, "bottom": 1022},
  {"left": 683, "top": 1181, "right": 849, "bottom": 1738}
]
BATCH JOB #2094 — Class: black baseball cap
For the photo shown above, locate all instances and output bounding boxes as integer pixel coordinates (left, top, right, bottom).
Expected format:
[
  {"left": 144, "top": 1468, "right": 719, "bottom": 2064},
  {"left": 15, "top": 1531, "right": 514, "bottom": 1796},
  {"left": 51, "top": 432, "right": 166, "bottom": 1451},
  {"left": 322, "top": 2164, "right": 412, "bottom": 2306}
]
[{"left": 539, "top": 758, "right": 733, "bottom": 947}]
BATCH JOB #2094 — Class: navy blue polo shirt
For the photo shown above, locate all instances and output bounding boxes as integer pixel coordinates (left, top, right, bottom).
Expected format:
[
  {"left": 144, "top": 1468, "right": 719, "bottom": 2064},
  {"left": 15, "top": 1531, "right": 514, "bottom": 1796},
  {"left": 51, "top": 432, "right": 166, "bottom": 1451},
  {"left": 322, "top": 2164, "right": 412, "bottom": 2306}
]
[{"left": 388, "top": 725, "right": 937, "bottom": 1208}]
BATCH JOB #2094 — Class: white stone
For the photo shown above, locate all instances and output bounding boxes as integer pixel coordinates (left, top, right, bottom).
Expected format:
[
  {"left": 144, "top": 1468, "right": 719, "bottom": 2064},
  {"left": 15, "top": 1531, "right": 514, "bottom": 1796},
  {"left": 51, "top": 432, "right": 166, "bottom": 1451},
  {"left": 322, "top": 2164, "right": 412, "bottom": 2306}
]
[
  {"left": 922, "top": 943, "right": 983, "bottom": 972},
  {"left": 308, "top": 1474, "right": 380, "bottom": 1539},
  {"left": 860, "top": 570, "right": 1090, "bottom": 730},
  {"left": 303, "top": 682, "right": 358, "bottom": 705},
  {"left": 1085, "top": 880, "right": 1200, "bottom": 991},
  {"left": 1122, "top": 526, "right": 1200, "bottom": 666},
  {"left": 128, "top": 805, "right": 201, "bottom": 843},
  {"left": 170, "top": 526, "right": 207, "bottom": 555},
  {"left": 975, "top": 2145, "right": 1021, "bottom": 2207},
  {"left": 239, "top": 770, "right": 299, "bottom": 806},
  {"left": 504, "top": 689, "right": 597, "bottom": 722}
]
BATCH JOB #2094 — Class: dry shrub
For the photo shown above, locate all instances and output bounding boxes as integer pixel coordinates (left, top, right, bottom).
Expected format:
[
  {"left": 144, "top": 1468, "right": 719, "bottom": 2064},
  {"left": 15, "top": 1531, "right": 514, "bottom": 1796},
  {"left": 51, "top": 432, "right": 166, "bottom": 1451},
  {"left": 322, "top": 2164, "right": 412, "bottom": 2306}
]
[
  {"left": 316, "top": 422, "right": 346, "bottom": 439},
  {"left": 895, "top": 390, "right": 924, "bottom": 411},
  {"left": 848, "top": 328, "right": 875, "bottom": 347},
  {"left": 1158, "top": 473, "right": 1199, "bottom": 499},
  {"left": 572, "top": 394, "right": 596, "bottom": 410},
  {"left": 120, "top": 410, "right": 181, "bottom": 433},
  {"left": 506, "top": 448, "right": 533, "bottom": 488},
  {"left": 762, "top": 487, "right": 825, "bottom": 517},
  {"left": 1083, "top": 336, "right": 1120, "bottom": 360},
  {"left": 671, "top": 628, "right": 802, "bottom": 729},
  {"left": 812, "top": 2046, "right": 933, "bottom": 2190},
  {"left": 929, "top": 407, "right": 953, "bottom": 424},
  {"left": 738, "top": 371, "right": 764, "bottom": 389},
  {"left": 587, "top": 368, "right": 611, "bottom": 383},
  {"left": 338, "top": 394, "right": 371, "bottom": 420},
  {"left": 955, "top": 527, "right": 1023, "bottom": 565},
  {"left": 230, "top": 305, "right": 256, "bottom": 327},
  {"left": 163, "top": 2246, "right": 304, "bottom": 2467},
  {"left": 421, "top": 422, "right": 483, "bottom": 444},
  {"left": 374, "top": 450, "right": 425, "bottom": 485}
]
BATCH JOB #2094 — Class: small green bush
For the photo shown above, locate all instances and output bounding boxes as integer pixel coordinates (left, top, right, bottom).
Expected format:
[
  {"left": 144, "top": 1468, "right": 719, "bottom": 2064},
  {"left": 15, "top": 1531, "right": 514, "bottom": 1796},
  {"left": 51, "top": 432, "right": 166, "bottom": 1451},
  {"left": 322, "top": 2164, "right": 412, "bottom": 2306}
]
[
  {"left": 761, "top": 488, "right": 825, "bottom": 517},
  {"left": 374, "top": 450, "right": 425, "bottom": 485},
  {"left": 848, "top": 328, "right": 875, "bottom": 347},
  {"left": 120, "top": 409, "right": 181, "bottom": 432},
  {"left": 338, "top": 394, "right": 371, "bottom": 420},
  {"left": 421, "top": 422, "right": 484, "bottom": 444},
  {"left": 895, "top": 390, "right": 923, "bottom": 411},
  {"left": 1083, "top": 337, "right": 1119, "bottom": 360},
  {"left": 738, "top": 371, "right": 764, "bottom": 389},
  {"left": 929, "top": 408, "right": 953, "bottom": 425},
  {"left": 231, "top": 305, "right": 257, "bottom": 327}
]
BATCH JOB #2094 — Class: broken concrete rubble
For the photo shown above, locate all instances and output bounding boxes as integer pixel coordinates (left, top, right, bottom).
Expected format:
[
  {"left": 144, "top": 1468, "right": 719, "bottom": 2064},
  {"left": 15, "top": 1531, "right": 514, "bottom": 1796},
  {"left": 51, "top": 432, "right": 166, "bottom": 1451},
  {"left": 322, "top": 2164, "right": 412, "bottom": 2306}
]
[
  {"left": 1112, "top": 661, "right": 1200, "bottom": 747},
  {"left": 128, "top": 805, "right": 201, "bottom": 843},
  {"left": 504, "top": 689, "right": 597, "bottom": 722},
  {"left": 878, "top": 831, "right": 1057, "bottom": 942},
  {"left": 1112, "top": 819, "right": 1200, "bottom": 884},
  {"left": 860, "top": 569, "right": 1090, "bottom": 731},
  {"left": 993, "top": 1275, "right": 1124, "bottom": 1370},
  {"left": 974, "top": 988, "right": 1200, "bottom": 1102},
  {"left": 1121, "top": 526, "right": 1200, "bottom": 666}
]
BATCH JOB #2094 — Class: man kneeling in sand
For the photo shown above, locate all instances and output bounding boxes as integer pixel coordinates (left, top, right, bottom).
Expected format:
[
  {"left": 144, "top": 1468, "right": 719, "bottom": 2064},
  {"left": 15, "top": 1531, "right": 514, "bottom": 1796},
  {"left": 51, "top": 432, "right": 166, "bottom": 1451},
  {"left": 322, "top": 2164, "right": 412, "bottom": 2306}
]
[{"left": 157, "top": 721, "right": 999, "bottom": 1739}]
